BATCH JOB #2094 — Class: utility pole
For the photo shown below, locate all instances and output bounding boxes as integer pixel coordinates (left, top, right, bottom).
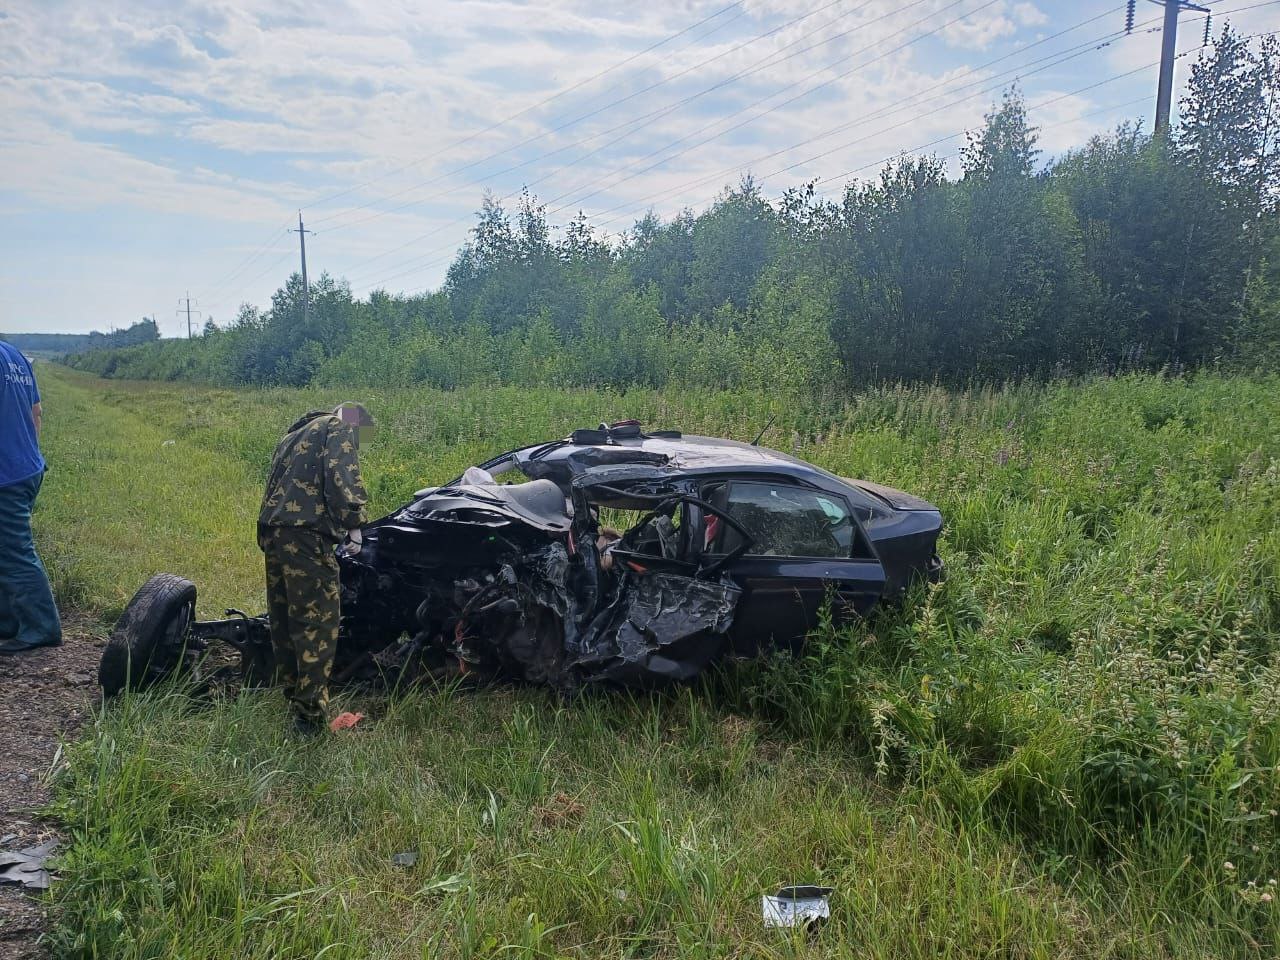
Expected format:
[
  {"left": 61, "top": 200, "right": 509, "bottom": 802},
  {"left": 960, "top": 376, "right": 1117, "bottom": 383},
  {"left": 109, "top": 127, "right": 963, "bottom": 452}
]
[
  {"left": 1133, "top": 0, "right": 1209, "bottom": 133},
  {"left": 176, "top": 294, "right": 202, "bottom": 340},
  {"left": 291, "top": 210, "right": 313, "bottom": 326}
]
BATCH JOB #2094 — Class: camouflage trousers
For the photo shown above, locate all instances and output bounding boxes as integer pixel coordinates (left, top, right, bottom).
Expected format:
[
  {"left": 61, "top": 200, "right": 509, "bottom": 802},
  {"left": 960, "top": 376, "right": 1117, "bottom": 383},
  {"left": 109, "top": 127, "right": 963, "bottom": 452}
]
[{"left": 262, "top": 528, "right": 340, "bottom": 724}]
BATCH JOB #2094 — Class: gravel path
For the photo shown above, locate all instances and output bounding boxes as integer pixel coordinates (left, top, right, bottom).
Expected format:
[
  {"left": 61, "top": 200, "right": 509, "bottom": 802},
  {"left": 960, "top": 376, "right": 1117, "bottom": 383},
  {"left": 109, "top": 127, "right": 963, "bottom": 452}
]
[{"left": 0, "top": 619, "right": 102, "bottom": 959}]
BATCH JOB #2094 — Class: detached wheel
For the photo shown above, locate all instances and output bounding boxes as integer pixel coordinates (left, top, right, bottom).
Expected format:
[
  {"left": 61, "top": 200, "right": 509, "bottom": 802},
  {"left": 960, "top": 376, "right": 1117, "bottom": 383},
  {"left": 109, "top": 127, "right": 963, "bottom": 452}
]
[{"left": 99, "top": 574, "right": 199, "bottom": 697}]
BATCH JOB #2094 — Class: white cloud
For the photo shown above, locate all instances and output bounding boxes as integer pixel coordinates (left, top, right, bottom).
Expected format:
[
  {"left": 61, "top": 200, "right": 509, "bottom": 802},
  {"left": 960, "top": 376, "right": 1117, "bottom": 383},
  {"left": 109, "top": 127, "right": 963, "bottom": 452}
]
[
  {"left": 2, "top": 0, "right": 1212, "bottom": 331},
  {"left": 0, "top": 120, "right": 302, "bottom": 221},
  {"left": 1012, "top": 3, "right": 1049, "bottom": 29}
]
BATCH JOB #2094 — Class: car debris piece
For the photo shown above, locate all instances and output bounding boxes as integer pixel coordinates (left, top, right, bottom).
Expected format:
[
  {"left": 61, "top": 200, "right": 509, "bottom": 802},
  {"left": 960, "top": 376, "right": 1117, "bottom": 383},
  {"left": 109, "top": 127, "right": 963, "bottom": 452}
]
[
  {"left": 761, "top": 885, "right": 833, "bottom": 928},
  {"left": 0, "top": 839, "right": 58, "bottom": 891},
  {"left": 99, "top": 422, "right": 943, "bottom": 698}
]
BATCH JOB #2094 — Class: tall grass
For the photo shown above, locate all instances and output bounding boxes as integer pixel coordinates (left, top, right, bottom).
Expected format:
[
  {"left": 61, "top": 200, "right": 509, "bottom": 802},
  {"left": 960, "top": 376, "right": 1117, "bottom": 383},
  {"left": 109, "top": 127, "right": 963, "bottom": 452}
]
[{"left": 32, "top": 365, "right": 1280, "bottom": 957}]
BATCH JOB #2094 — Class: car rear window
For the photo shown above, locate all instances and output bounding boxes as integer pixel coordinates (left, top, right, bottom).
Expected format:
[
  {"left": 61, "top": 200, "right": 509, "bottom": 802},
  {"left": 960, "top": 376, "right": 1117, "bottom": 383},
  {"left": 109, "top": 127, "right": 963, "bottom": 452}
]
[{"left": 707, "top": 481, "right": 867, "bottom": 559}]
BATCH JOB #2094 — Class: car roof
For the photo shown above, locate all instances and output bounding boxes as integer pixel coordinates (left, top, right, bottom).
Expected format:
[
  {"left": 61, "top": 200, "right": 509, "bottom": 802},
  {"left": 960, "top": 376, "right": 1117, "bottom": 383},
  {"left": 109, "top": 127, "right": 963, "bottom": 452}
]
[
  {"left": 517, "top": 433, "right": 846, "bottom": 485},
  {"left": 480, "top": 431, "right": 925, "bottom": 519}
]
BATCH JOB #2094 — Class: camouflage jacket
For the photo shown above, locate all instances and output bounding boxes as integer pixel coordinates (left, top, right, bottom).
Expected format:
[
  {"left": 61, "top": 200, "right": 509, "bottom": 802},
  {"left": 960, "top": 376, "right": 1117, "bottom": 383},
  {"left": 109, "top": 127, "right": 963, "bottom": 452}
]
[{"left": 258, "top": 410, "right": 368, "bottom": 546}]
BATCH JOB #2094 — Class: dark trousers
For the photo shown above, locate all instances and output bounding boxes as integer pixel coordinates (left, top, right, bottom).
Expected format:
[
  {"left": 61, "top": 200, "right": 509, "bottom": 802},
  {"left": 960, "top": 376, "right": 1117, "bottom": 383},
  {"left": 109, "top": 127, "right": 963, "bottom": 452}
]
[
  {"left": 0, "top": 473, "right": 61, "bottom": 649},
  {"left": 262, "top": 527, "right": 340, "bottom": 723}
]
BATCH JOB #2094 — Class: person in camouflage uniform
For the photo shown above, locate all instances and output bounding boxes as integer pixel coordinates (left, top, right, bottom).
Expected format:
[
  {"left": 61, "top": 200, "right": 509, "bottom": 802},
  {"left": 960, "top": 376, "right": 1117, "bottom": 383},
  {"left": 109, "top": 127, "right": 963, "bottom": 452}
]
[{"left": 258, "top": 402, "right": 373, "bottom": 734}]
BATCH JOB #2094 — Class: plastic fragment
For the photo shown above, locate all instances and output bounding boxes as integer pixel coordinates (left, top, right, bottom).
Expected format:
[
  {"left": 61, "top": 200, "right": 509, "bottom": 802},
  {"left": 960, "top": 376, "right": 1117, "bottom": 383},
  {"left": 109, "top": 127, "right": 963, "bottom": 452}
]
[{"left": 329, "top": 711, "right": 364, "bottom": 732}]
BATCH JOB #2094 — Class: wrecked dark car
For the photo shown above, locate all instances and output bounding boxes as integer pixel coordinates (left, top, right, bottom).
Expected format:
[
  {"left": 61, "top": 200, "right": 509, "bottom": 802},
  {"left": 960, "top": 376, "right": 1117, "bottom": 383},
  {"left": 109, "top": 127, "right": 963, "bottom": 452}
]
[{"left": 98, "top": 422, "right": 943, "bottom": 696}]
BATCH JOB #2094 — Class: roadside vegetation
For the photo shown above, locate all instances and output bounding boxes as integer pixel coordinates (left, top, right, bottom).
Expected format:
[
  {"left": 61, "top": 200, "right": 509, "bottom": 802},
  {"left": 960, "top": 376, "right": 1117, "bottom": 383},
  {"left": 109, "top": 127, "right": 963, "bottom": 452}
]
[
  {"left": 65, "top": 31, "right": 1279, "bottom": 398},
  {"left": 33, "top": 363, "right": 1280, "bottom": 958}
]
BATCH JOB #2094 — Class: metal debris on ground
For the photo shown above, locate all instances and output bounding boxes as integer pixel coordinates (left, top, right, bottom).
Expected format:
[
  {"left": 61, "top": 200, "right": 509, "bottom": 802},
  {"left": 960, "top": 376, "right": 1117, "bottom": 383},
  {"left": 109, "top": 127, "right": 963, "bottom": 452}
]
[
  {"left": 761, "top": 885, "right": 833, "bottom": 928},
  {"left": 390, "top": 850, "right": 419, "bottom": 868},
  {"left": 0, "top": 839, "right": 58, "bottom": 891}
]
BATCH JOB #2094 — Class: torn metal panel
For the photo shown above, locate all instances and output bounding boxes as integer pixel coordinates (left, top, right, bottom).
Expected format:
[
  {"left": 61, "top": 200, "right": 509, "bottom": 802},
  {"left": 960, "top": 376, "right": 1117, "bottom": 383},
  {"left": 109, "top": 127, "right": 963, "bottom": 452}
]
[
  {"left": 566, "top": 571, "right": 741, "bottom": 687},
  {"left": 521, "top": 446, "right": 671, "bottom": 489},
  {"left": 403, "top": 478, "right": 570, "bottom": 533},
  {"left": 570, "top": 463, "right": 679, "bottom": 492},
  {"left": 0, "top": 839, "right": 58, "bottom": 891},
  {"left": 434, "top": 539, "right": 742, "bottom": 690}
]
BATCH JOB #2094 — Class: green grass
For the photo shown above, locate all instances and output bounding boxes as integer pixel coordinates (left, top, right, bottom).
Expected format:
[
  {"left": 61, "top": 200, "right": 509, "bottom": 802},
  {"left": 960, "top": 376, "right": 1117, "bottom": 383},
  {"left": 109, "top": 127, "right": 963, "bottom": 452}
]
[{"left": 30, "top": 365, "right": 1280, "bottom": 958}]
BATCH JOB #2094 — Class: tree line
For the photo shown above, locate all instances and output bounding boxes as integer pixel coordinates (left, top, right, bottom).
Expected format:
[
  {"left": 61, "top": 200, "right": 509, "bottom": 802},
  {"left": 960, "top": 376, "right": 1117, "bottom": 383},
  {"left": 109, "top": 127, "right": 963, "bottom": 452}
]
[
  {"left": 8, "top": 319, "right": 159, "bottom": 357},
  {"left": 68, "top": 28, "right": 1279, "bottom": 394}
]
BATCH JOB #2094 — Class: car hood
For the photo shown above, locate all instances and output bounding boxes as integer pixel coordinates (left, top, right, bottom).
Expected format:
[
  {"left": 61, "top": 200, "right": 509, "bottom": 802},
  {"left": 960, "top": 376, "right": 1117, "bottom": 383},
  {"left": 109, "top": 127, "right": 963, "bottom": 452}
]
[{"left": 402, "top": 479, "right": 572, "bottom": 533}]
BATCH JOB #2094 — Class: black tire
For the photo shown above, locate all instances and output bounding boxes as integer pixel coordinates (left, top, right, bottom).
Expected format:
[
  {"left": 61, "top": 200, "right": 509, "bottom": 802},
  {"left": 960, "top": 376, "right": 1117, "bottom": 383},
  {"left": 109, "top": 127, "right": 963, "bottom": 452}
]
[{"left": 98, "top": 574, "right": 199, "bottom": 697}]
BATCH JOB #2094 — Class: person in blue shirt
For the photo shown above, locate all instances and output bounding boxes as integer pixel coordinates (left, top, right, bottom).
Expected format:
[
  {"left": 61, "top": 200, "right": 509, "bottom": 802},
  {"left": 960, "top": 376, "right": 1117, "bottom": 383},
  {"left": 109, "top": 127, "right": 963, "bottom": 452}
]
[{"left": 0, "top": 340, "right": 61, "bottom": 654}]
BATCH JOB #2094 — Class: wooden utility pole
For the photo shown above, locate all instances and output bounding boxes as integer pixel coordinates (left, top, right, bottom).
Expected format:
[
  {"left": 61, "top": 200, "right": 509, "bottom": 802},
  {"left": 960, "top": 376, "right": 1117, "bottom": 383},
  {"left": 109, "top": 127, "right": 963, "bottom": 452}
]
[
  {"left": 1144, "top": 0, "right": 1210, "bottom": 133},
  {"left": 292, "top": 211, "right": 313, "bottom": 326}
]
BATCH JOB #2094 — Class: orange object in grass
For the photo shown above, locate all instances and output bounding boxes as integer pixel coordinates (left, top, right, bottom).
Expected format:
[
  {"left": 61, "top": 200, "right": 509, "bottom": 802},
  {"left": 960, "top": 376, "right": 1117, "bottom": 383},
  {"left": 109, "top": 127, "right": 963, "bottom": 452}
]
[{"left": 329, "top": 711, "right": 364, "bottom": 732}]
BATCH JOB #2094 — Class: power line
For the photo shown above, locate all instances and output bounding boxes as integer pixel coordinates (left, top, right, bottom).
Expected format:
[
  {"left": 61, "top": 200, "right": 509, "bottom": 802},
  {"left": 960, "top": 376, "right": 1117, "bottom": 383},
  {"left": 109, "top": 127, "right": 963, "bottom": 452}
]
[
  {"left": 370, "top": 0, "right": 1274, "bottom": 282},
  {"left": 579, "top": 2, "right": 1274, "bottom": 228},
  {"left": 812, "top": 28, "right": 1277, "bottom": 196},
  {"left": 583, "top": 22, "right": 1143, "bottom": 227},
  {"left": 341, "top": 0, "right": 989, "bottom": 286},
  {"left": 201, "top": 2, "right": 1276, "bottom": 310},
  {"left": 373, "top": 87, "right": 1141, "bottom": 298},
  {"left": 192, "top": 3, "right": 748, "bottom": 312},
  {"left": 804, "top": 92, "right": 1154, "bottom": 201},
  {"left": 545, "top": 0, "right": 1064, "bottom": 216},
  {"left": 305, "top": 1, "right": 748, "bottom": 213},
  {"left": 313, "top": 0, "right": 873, "bottom": 233},
  {"left": 348, "top": 2, "right": 1121, "bottom": 291},
  {"left": 334, "top": 0, "right": 1273, "bottom": 253},
  {"left": 202, "top": 248, "right": 295, "bottom": 318},
  {"left": 537, "top": 0, "right": 1015, "bottom": 212},
  {"left": 198, "top": 220, "right": 293, "bottom": 306},
  {"left": 331, "top": 0, "right": 905, "bottom": 283},
  {"left": 358, "top": 27, "right": 1268, "bottom": 298},
  {"left": 238, "top": 250, "right": 297, "bottom": 293}
]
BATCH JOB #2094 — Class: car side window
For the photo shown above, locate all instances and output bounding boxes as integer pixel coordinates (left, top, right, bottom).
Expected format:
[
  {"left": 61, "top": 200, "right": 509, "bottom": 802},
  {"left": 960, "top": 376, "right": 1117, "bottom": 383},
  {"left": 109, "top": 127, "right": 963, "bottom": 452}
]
[{"left": 706, "top": 481, "right": 863, "bottom": 559}]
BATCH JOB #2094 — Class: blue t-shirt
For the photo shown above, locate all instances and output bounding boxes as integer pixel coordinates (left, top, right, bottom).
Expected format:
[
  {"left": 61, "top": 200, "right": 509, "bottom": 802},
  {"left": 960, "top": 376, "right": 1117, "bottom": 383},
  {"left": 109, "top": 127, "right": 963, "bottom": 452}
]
[{"left": 0, "top": 340, "right": 45, "bottom": 487}]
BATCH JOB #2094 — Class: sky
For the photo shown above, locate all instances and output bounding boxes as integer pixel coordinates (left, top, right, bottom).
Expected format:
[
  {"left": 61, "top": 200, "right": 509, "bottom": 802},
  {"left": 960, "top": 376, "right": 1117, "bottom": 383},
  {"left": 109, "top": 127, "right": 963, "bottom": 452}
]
[{"left": 1, "top": 0, "right": 1275, "bottom": 336}]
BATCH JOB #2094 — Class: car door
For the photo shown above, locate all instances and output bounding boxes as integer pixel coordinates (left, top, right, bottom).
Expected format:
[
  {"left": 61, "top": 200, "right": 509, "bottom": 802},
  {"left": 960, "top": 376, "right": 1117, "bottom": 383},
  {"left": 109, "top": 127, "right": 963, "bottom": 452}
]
[{"left": 698, "top": 478, "right": 885, "bottom": 655}]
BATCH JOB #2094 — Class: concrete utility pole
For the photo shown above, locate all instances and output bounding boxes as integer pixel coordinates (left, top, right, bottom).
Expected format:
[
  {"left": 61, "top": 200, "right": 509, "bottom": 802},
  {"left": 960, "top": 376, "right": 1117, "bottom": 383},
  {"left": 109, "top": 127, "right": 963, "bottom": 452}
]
[
  {"left": 1144, "top": 0, "right": 1210, "bottom": 133},
  {"left": 292, "top": 211, "right": 313, "bottom": 326},
  {"left": 176, "top": 294, "right": 201, "bottom": 340}
]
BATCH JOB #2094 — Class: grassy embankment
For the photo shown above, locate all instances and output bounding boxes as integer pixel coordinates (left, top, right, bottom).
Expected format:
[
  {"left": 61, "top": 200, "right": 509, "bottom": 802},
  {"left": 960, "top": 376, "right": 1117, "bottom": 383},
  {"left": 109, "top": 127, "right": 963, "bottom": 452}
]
[{"left": 29, "top": 363, "right": 1280, "bottom": 958}]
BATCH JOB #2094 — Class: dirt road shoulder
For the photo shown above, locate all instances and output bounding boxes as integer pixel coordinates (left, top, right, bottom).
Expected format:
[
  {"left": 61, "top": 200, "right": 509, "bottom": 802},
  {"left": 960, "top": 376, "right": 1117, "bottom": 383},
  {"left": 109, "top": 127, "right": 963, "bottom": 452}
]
[{"left": 0, "top": 618, "right": 102, "bottom": 960}]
